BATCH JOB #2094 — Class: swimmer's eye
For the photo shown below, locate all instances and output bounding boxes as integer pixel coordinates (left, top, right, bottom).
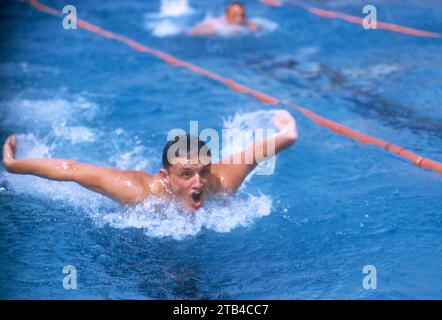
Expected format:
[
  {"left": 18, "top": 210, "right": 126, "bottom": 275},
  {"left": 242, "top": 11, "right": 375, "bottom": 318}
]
[
  {"left": 180, "top": 170, "right": 194, "bottom": 178},
  {"left": 200, "top": 168, "right": 210, "bottom": 177}
]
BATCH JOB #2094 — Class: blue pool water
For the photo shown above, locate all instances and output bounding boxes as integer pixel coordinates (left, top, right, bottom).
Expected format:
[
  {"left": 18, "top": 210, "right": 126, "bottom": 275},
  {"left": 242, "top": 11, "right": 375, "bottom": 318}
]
[{"left": 0, "top": 0, "right": 441, "bottom": 299}]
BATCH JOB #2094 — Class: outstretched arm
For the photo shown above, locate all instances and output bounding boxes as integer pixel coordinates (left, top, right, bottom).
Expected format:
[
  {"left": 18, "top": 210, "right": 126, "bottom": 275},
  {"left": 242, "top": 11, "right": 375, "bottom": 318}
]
[
  {"left": 212, "top": 110, "right": 298, "bottom": 193},
  {"left": 189, "top": 21, "right": 216, "bottom": 35},
  {"left": 2, "top": 135, "right": 151, "bottom": 204}
]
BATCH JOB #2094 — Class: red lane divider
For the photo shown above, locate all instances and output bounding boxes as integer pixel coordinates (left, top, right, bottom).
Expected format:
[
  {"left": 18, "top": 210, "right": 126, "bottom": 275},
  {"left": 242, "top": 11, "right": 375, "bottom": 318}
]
[
  {"left": 24, "top": 0, "right": 442, "bottom": 174},
  {"left": 260, "top": 0, "right": 283, "bottom": 6},
  {"left": 259, "top": 0, "right": 441, "bottom": 38},
  {"left": 288, "top": 103, "right": 442, "bottom": 173}
]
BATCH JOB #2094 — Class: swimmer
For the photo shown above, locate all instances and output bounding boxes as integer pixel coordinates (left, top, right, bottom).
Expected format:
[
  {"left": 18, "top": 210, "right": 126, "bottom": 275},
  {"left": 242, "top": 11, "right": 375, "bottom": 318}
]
[
  {"left": 190, "top": 2, "right": 259, "bottom": 36},
  {"left": 2, "top": 110, "right": 297, "bottom": 212}
]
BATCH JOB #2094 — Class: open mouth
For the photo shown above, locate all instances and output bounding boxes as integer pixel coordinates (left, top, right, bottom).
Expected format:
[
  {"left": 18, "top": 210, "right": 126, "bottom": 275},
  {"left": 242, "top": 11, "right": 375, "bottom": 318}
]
[{"left": 191, "top": 191, "right": 203, "bottom": 202}]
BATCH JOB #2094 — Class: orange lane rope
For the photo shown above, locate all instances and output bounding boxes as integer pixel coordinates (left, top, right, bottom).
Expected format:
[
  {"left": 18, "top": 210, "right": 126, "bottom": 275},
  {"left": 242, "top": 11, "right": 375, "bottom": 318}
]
[
  {"left": 259, "top": 0, "right": 441, "bottom": 38},
  {"left": 288, "top": 103, "right": 442, "bottom": 173},
  {"left": 24, "top": 0, "right": 442, "bottom": 174}
]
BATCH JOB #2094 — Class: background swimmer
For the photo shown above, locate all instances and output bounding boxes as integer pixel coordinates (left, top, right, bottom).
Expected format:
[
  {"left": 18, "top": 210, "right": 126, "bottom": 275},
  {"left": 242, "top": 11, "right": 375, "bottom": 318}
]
[
  {"left": 2, "top": 110, "right": 297, "bottom": 212},
  {"left": 190, "top": 2, "right": 259, "bottom": 36}
]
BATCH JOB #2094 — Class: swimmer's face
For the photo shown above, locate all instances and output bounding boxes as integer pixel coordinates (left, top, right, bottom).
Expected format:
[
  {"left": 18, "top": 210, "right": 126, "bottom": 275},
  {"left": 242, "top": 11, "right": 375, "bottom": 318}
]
[
  {"left": 160, "top": 160, "right": 211, "bottom": 211},
  {"left": 226, "top": 4, "right": 246, "bottom": 25}
]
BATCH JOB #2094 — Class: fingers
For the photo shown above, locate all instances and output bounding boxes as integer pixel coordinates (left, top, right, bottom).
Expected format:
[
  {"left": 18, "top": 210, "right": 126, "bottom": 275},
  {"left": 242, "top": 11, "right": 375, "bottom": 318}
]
[
  {"left": 6, "top": 135, "right": 16, "bottom": 142},
  {"left": 3, "top": 135, "right": 17, "bottom": 160},
  {"left": 273, "top": 110, "right": 297, "bottom": 141},
  {"left": 274, "top": 109, "right": 291, "bottom": 120},
  {"left": 273, "top": 110, "right": 294, "bottom": 126},
  {"left": 8, "top": 135, "right": 16, "bottom": 151},
  {"left": 8, "top": 135, "right": 17, "bottom": 146},
  {"left": 10, "top": 135, "right": 17, "bottom": 154}
]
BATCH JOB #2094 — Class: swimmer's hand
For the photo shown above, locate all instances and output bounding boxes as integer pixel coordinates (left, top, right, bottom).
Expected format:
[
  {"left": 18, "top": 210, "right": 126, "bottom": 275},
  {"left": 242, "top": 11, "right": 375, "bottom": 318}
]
[
  {"left": 273, "top": 110, "right": 298, "bottom": 142},
  {"left": 2, "top": 135, "right": 17, "bottom": 171},
  {"left": 247, "top": 21, "right": 260, "bottom": 32},
  {"left": 189, "top": 22, "right": 216, "bottom": 36}
]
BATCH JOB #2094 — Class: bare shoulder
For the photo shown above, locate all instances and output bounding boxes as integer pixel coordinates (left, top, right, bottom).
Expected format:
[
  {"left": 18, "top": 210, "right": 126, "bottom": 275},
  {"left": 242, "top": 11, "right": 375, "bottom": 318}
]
[
  {"left": 129, "top": 169, "right": 155, "bottom": 186},
  {"left": 209, "top": 164, "right": 235, "bottom": 194},
  {"left": 145, "top": 173, "right": 167, "bottom": 197},
  {"left": 111, "top": 170, "right": 156, "bottom": 203},
  {"left": 121, "top": 171, "right": 169, "bottom": 204}
]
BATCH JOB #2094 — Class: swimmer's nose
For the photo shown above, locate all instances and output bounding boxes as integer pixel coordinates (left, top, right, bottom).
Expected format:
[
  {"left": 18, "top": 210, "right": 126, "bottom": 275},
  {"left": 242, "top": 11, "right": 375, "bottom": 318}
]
[{"left": 192, "top": 174, "right": 203, "bottom": 189}]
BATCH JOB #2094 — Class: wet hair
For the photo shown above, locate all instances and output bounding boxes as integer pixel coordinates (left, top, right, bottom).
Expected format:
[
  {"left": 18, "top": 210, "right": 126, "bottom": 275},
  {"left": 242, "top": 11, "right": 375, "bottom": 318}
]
[
  {"left": 226, "top": 2, "right": 245, "bottom": 12},
  {"left": 162, "top": 134, "right": 211, "bottom": 170}
]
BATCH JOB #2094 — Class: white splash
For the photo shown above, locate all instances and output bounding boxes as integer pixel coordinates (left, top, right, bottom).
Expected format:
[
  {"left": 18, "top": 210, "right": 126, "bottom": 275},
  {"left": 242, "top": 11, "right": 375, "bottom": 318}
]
[
  {"left": 2, "top": 96, "right": 99, "bottom": 129},
  {"left": 13, "top": 133, "right": 52, "bottom": 159},
  {"left": 98, "top": 193, "right": 272, "bottom": 240},
  {"left": 158, "top": 0, "right": 194, "bottom": 17},
  {"left": 145, "top": 0, "right": 194, "bottom": 37},
  {"left": 223, "top": 109, "right": 277, "bottom": 141},
  {"left": 222, "top": 109, "right": 278, "bottom": 182},
  {"left": 52, "top": 123, "right": 96, "bottom": 144},
  {"left": 109, "top": 146, "right": 153, "bottom": 172},
  {"left": 2, "top": 96, "right": 100, "bottom": 148},
  {"left": 146, "top": 19, "right": 184, "bottom": 37}
]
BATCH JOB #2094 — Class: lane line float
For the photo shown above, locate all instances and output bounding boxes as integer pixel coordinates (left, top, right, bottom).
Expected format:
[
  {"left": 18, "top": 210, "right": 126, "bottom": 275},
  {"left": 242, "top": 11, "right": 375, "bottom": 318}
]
[{"left": 259, "top": 0, "right": 441, "bottom": 38}]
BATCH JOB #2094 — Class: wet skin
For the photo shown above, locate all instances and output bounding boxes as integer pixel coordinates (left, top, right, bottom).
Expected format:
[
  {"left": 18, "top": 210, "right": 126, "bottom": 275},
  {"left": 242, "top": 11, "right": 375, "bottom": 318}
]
[
  {"left": 190, "top": 3, "right": 259, "bottom": 35},
  {"left": 226, "top": 3, "right": 247, "bottom": 25},
  {"left": 159, "top": 161, "right": 219, "bottom": 211}
]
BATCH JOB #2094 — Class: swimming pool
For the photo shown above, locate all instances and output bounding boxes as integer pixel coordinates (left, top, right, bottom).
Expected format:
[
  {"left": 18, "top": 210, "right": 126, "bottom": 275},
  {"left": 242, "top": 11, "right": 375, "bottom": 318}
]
[{"left": 0, "top": 0, "right": 441, "bottom": 299}]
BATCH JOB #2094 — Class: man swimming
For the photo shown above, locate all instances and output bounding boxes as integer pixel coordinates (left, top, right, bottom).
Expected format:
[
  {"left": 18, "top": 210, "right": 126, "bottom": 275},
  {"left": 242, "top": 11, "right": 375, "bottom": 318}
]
[
  {"left": 190, "top": 2, "right": 259, "bottom": 36},
  {"left": 2, "top": 110, "right": 297, "bottom": 212}
]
